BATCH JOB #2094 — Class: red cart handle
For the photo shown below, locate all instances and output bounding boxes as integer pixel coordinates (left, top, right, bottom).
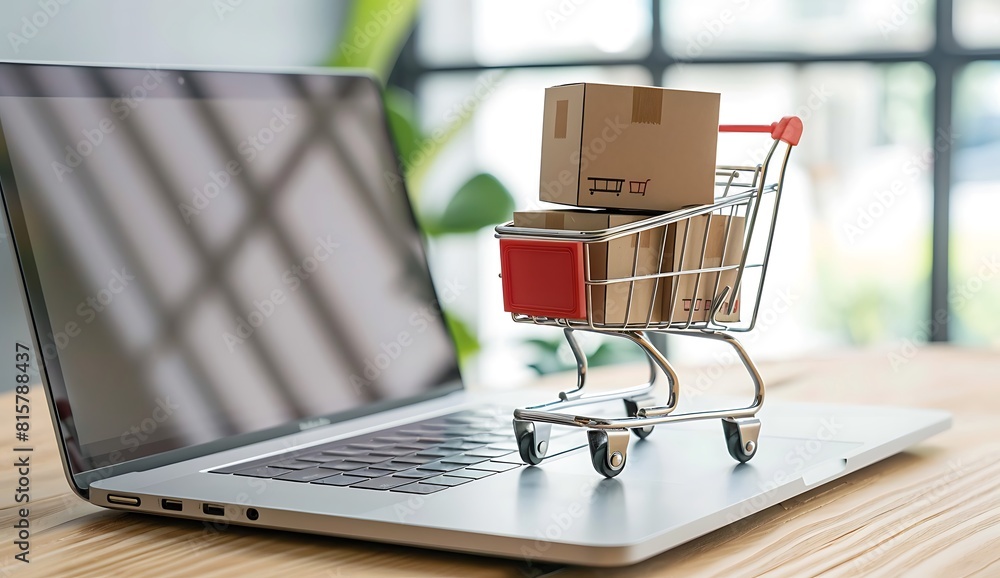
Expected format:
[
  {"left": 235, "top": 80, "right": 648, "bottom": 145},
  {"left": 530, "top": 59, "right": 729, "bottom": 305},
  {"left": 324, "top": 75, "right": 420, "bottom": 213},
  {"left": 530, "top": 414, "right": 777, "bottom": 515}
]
[{"left": 719, "top": 115, "right": 802, "bottom": 146}]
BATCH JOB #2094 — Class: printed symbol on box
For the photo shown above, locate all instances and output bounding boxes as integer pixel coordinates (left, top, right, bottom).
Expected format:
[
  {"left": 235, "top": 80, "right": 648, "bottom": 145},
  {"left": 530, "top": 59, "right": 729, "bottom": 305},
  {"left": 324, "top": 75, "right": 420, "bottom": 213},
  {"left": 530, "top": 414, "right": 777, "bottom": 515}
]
[
  {"left": 683, "top": 298, "right": 704, "bottom": 312},
  {"left": 588, "top": 176, "right": 625, "bottom": 196},
  {"left": 629, "top": 179, "right": 650, "bottom": 196}
]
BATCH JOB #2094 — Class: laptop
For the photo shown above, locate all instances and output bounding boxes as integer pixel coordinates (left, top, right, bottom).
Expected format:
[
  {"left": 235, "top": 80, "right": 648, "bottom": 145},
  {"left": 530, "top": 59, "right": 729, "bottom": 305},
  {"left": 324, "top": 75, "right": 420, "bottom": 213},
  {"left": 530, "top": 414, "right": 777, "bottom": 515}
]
[{"left": 0, "top": 61, "right": 950, "bottom": 567}]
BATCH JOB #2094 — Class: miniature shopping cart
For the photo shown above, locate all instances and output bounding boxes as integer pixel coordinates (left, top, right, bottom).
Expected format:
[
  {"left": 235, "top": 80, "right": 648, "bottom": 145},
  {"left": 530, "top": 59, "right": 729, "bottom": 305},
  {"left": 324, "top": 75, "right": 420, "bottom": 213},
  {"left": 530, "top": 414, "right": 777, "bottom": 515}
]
[{"left": 496, "top": 116, "right": 802, "bottom": 477}]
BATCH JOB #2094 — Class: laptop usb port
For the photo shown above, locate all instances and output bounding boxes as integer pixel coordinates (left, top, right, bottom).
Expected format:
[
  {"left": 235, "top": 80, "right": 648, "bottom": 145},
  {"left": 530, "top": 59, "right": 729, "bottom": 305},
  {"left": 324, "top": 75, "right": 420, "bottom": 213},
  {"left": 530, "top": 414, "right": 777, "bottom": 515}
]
[
  {"left": 202, "top": 503, "right": 226, "bottom": 516},
  {"left": 161, "top": 499, "right": 183, "bottom": 512},
  {"left": 107, "top": 494, "right": 140, "bottom": 507}
]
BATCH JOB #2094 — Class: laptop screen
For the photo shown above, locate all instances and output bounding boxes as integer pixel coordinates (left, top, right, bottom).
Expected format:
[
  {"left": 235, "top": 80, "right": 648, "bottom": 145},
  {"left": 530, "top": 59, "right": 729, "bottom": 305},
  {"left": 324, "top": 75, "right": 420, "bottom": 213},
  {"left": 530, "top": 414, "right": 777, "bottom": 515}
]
[{"left": 0, "top": 63, "right": 462, "bottom": 477}]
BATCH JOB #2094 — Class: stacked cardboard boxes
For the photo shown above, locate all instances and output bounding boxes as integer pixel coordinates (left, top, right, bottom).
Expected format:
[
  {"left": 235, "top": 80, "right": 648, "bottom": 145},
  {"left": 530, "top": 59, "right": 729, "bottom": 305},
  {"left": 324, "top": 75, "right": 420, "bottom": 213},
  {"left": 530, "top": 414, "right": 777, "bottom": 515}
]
[{"left": 510, "top": 83, "right": 744, "bottom": 325}]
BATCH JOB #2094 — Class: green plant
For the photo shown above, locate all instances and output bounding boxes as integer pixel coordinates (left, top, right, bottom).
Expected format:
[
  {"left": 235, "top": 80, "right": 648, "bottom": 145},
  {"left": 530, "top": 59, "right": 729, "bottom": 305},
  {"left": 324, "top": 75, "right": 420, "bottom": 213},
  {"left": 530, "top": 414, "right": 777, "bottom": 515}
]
[
  {"left": 523, "top": 336, "right": 647, "bottom": 375},
  {"left": 327, "top": 0, "right": 515, "bottom": 362}
]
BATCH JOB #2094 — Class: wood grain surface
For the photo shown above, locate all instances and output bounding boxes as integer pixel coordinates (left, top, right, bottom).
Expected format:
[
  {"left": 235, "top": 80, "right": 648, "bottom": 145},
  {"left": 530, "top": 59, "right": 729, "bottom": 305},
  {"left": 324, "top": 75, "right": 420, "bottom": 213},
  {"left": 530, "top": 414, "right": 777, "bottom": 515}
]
[{"left": 1, "top": 345, "right": 997, "bottom": 577}]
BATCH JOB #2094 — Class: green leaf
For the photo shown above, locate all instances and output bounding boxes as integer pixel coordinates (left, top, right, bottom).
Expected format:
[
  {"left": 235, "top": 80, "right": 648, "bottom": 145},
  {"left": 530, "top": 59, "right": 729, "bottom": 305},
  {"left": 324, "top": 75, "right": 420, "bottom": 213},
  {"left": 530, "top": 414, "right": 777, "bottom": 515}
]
[
  {"left": 328, "top": 0, "right": 419, "bottom": 82},
  {"left": 430, "top": 173, "right": 515, "bottom": 235},
  {"left": 383, "top": 87, "right": 421, "bottom": 170},
  {"left": 524, "top": 338, "right": 561, "bottom": 354},
  {"left": 445, "top": 313, "right": 480, "bottom": 362},
  {"left": 587, "top": 340, "right": 646, "bottom": 367},
  {"left": 524, "top": 338, "right": 572, "bottom": 375}
]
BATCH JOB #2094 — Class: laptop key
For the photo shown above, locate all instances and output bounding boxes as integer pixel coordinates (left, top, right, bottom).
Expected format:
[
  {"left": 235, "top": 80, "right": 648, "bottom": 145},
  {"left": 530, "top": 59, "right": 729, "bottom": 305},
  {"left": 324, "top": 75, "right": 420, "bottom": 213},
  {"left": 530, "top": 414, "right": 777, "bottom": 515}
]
[
  {"left": 418, "top": 461, "right": 465, "bottom": 473},
  {"left": 469, "top": 461, "right": 522, "bottom": 473},
  {"left": 296, "top": 454, "right": 344, "bottom": 463},
  {"left": 350, "top": 476, "right": 415, "bottom": 490},
  {"left": 393, "top": 469, "right": 437, "bottom": 480},
  {"left": 348, "top": 442, "right": 388, "bottom": 450},
  {"left": 373, "top": 436, "right": 418, "bottom": 444},
  {"left": 416, "top": 436, "right": 449, "bottom": 444},
  {"left": 438, "top": 441, "right": 485, "bottom": 451},
  {"left": 321, "top": 447, "right": 370, "bottom": 457},
  {"left": 440, "top": 454, "right": 490, "bottom": 466},
  {"left": 275, "top": 468, "right": 339, "bottom": 482},
  {"left": 394, "top": 441, "right": 438, "bottom": 450},
  {"left": 369, "top": 447, "right": 418, "bottom": 457},
  {"left": 322, "top": 461, "right": 369, "bottom": 471},
  {"left": 464, "top": 447, "right": 513, "bottom": 459},
  {"left": 313, "top": 475, "right": 368, "bottom": 487},
  {"left": 351, "top": 455, "right": 395, "bottom": 465},
  {"left": 415, "top": 448, "right": 460, "bottom": 459},
  {"left": 269, "top": 460, "right": 322, "bottom": 470},
  {"left": 210, "top": 459, "right": 273, "bottom": 474},
  {"left": 233, "top": 466, "right": 294, "bottom": 478},
  {"left": 349, "top": 467, "right": 395, "bottom": 478},
  {"left": 392, "top": 454, "right": 437, "bottom": 465},
  {"left": 211, "top": 452, "right": 299, "bottom": 473},
  {"left": 423, "top": 475, "right": 472, "bottom": 487},
  {"left": 368, "top": 461, "right": 415, "bottom": 472},
  {"left": 446, "top": 468, "right": 496, "bottom": 480},
  {"left": 391, "top": 483, "right": 445, "bottom": 495}
]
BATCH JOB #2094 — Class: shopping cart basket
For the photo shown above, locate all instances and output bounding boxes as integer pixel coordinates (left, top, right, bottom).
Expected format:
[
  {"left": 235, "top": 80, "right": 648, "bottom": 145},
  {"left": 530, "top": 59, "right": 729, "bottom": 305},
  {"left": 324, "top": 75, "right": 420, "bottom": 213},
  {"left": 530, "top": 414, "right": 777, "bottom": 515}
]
[{"left": 496, "top": 116, "right": 802, "bottom": 477}]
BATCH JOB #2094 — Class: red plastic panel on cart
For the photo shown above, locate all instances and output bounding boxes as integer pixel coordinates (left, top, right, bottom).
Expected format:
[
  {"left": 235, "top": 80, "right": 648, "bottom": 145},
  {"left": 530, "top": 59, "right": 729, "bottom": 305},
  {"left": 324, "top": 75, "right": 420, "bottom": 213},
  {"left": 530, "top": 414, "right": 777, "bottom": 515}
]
[{"left": 500, "top": 239, "right": 586, "bottom": 320}]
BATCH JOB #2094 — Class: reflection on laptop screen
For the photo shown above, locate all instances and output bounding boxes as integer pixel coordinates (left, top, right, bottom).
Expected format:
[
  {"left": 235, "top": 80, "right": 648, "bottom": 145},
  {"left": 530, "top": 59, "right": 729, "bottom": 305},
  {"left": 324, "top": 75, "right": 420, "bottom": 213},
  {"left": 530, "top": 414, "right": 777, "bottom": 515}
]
[{"left": 0, "top": 64, "right": 461, "bottom": 474}]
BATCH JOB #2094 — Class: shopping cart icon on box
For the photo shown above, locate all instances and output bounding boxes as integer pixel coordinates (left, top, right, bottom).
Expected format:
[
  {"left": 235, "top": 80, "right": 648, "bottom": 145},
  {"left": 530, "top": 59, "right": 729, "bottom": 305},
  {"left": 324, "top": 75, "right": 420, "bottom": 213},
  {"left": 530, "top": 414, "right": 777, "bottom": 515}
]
[
  {"left": 629, "top": 178, "right": 650, "bottom": 196},
  {"left": 588, "top": 176, "right": 624, "bottom": 196},
  {"left": 497, "top": 116, "right": 803, "bottom": 478}
]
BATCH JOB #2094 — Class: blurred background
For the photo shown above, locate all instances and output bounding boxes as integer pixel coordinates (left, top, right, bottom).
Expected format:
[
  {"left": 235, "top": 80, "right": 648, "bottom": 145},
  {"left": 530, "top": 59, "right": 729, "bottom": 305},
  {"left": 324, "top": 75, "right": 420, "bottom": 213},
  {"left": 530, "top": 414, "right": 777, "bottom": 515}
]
[{"left": 1, "top": 0, "right": 998, "bottom": 391}]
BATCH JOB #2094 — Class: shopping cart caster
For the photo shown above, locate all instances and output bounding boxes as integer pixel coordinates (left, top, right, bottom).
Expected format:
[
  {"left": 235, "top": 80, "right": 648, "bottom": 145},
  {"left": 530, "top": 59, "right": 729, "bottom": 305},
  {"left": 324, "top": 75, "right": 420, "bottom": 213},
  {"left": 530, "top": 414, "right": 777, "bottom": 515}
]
[
  {"left": 513, "top": 419, "right": 551, "bottom": 465},
  {"left": 623, "top": 397, "right": 656, "bottom": 440},
  {"left": 722, "top": 417, "right": 761, "bottom": 463},
  {"left": 587, "top": 429, "right": 630, "bottom": 478}
]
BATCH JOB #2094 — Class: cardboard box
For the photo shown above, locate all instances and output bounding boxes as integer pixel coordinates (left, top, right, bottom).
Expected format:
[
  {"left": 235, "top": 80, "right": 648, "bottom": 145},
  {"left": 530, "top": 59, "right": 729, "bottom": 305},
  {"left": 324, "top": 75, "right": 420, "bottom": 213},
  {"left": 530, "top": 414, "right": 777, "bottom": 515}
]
[
  {"left": 664, "top": 215, "right": 745, "bottom": 323},
  {"left": 512, "top": 210, "right": 745, "bottom": 325},
  {"left": 539, "top": 83, "right": 720, "bottom": 212},
  {"left": 513, "top": 210, "right": 667, "bottom": 325}
]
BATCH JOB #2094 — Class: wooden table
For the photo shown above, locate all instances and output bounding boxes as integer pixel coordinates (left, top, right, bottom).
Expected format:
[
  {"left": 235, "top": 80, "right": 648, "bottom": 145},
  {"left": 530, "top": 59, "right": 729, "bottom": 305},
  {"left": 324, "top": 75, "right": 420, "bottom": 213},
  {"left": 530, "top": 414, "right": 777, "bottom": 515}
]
[{"left": 1, "top": 345, "right": 998, "bottom": 577}]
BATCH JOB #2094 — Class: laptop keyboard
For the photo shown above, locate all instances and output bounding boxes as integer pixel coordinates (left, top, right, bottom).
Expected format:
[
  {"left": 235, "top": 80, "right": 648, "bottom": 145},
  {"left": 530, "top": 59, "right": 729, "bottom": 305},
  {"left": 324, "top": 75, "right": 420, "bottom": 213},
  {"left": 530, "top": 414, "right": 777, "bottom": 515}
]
[{"left": 209, "top": 408, "right": 536, "bottom": 495}]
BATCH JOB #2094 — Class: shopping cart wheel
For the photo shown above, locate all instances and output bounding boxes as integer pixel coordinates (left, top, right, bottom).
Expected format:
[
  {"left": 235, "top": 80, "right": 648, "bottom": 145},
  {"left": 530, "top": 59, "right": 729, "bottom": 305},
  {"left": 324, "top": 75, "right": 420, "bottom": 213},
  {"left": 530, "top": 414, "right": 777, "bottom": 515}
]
[
  {"left": 513, "top": 419, "right": 550, "bottom": 465},
  {"left": 587, "top": 429, "right": 630, "bottom": 478},
  {"left": 722, "top": 417, "right": 761, "bottom": 463},
  {"left": 623, "top": 397, "right": 655, "bottom": 440}
]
